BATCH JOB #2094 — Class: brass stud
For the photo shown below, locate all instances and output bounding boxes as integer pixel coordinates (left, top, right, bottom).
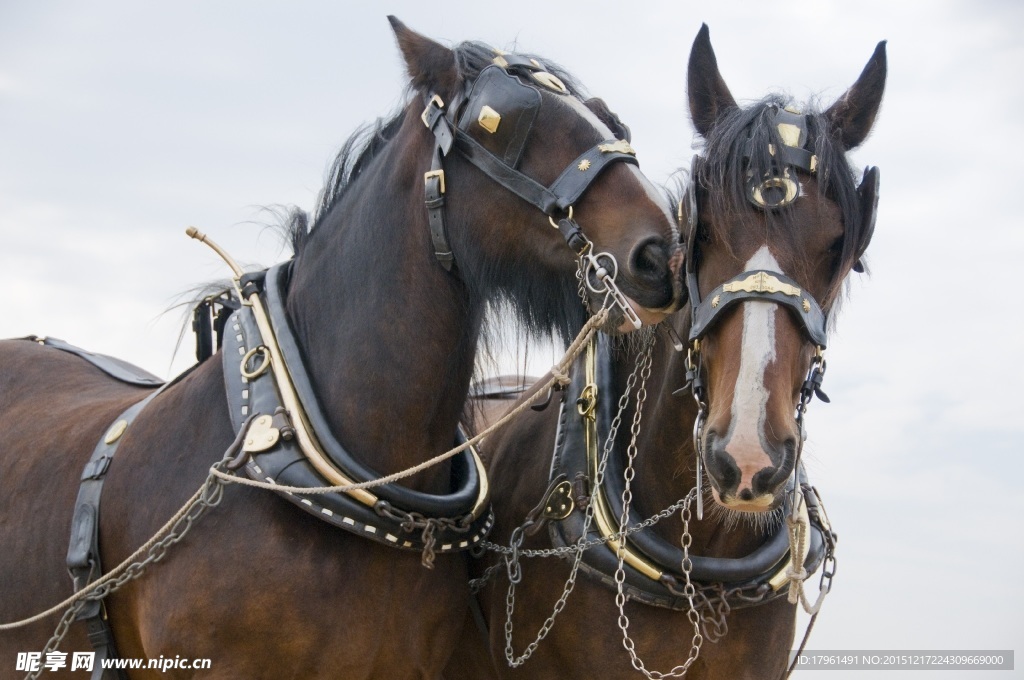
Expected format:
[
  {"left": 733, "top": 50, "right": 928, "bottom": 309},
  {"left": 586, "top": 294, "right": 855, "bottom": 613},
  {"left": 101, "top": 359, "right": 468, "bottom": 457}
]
[
  {"left": 104, "top": 420, "right": 128, "bottom": 445},
  {"left": 777, "top": 122, "right": 802, "bottom": 148},
  {"left": 802, "top": 299, "right": 811, "bottom": 313},
  {"left": 477, "top": 105, "right": 501, "bottom": 134},
  {"left": 711, "top": 294, "right": 721, "bottom": 308},
  {"left": 577, "top": 159, "right": 591, "bottom": 171},
  {"left": 532, "top": 70, "right": 567, "bottom": 93}
]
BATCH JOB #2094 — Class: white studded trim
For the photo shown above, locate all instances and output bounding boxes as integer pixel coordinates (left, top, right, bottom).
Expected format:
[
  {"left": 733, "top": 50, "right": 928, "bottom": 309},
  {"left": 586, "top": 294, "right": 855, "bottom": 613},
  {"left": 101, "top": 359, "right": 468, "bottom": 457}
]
[{"left": 321, "top": 508, "right": 333, "bottom": 516}]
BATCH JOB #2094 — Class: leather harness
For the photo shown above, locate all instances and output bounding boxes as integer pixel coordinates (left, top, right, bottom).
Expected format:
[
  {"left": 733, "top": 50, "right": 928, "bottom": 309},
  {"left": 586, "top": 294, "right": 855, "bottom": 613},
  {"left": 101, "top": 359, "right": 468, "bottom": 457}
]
[
  {"left": 544, "top": 334, "right": 830, "bottom": 611},
  {"left": 421, "top": 55, "right": 640, "bottom": 271},
  {"left": 221, "top": 263, "right": 494, "bottom": 556}
]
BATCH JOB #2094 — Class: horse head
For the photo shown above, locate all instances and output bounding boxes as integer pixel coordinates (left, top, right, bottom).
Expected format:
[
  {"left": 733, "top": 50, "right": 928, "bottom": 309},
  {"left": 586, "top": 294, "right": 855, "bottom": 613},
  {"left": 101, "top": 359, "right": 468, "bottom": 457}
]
[
  {"left": 683, "top": 25, "right": 885, "bottom": 512},
  {"left": 388, "top": 17, "right": 684, "bottom": 337}
]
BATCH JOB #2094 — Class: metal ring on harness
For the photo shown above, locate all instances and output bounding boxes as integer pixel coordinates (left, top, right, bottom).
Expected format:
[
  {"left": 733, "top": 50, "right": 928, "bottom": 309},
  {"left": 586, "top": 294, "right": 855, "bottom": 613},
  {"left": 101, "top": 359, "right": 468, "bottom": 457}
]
[
  {"left": 547, "top": 205, "right": 573, "bottom": 230},
  {"left": 240, "top": 346, "right": 271, "bottom": 380}
]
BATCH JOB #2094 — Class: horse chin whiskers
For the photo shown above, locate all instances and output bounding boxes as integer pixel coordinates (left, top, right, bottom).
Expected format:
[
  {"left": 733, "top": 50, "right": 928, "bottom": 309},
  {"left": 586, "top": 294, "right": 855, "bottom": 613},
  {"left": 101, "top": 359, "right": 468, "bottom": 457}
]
[
  {"left": 705, "top": 494, "right": 784, "bottom": 535},
  {"left": 610, "top": 324, "right": 657, "bottom": 354}
]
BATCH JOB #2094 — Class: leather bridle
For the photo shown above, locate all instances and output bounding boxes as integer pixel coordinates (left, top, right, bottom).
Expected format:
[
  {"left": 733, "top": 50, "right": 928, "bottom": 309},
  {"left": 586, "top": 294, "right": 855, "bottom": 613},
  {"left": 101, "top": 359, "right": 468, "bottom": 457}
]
[
  {"left": 680, "top": 105, "right": 849, "bottom": 520},
  {"left": 420, "top": 53, "right": 641, "bottom": 272}
]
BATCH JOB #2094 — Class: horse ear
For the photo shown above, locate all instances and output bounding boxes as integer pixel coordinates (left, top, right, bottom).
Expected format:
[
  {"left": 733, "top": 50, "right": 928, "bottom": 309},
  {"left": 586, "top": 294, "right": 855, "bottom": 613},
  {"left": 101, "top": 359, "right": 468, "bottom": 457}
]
[
  {"left": 825, "top": 41, "right": 887, "bottom": 150},
  {"left": 851, "top": 165, "right": 880, "bottom": 273},
  {"left": 388, "top": 16, "right": 459, "bottom": 100},
  {"left": 687, "top": 24, "right": 737, "bottom": 138},
  {"left": 584, "top": 98, "right": 631, "bottom": 142}
]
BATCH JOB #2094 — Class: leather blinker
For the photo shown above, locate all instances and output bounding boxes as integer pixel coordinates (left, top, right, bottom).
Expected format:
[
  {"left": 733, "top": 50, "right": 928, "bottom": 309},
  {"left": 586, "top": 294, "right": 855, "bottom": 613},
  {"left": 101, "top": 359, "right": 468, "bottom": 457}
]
[{"left": 457, "top": 65, "right": 541, "bottom": 169}]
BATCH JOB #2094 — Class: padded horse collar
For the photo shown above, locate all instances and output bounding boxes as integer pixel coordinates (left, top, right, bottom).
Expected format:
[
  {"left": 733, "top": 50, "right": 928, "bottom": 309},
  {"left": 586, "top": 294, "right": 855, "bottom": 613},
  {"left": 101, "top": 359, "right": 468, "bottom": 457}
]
[
  {"left": 545, "top": 334, "right": 830, "bottom": 611},
  {"left": 421, "top": 53, "right": 640, "bottom": 270},
  {"left": 222, "top": 263, "right": 493, "bottom": 557}
]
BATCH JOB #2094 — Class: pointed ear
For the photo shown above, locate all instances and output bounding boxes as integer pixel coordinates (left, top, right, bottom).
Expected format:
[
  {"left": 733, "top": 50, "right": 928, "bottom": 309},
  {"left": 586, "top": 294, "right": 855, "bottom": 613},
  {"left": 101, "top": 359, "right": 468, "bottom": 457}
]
[
  {"left": 825, "top": 41, "right": 887, "bottom": 150},
  {"left": 388, "top": 16, "right": 459, "bottom": 100},
  {"left": 687, "top": 24, "right": 737, "bottom": 138}
]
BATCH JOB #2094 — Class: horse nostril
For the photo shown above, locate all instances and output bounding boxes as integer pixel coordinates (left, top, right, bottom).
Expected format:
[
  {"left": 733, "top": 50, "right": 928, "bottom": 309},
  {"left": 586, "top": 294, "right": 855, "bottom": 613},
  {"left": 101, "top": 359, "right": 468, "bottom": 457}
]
[{"left": 628, "top": 237, "right": 670, "bottom": 281}]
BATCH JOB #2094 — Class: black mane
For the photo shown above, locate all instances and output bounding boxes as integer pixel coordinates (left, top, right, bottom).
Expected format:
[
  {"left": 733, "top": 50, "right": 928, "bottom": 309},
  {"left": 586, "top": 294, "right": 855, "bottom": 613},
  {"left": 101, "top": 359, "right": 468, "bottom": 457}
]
[{"left": 692, "top": 95, "right": 865, "bottom": 307}]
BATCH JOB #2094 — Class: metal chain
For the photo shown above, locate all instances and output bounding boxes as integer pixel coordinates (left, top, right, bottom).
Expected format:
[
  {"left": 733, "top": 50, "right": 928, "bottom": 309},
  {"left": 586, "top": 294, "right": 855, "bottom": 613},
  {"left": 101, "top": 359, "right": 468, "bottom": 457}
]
[
  {"left": 501, "top": 338, "right": 649, "bottom": 667},
  {"left": 615, "top": 491, "right": 705, "bottom": 679},
  {"left": 613, "top": 345, "right": 705, "bottom": 679},
  {"left": 476, "top": 498, "right": 688, "bottom": 563},
  {"left": 25, "top": 604, "right": 83, "bottom": 680}
]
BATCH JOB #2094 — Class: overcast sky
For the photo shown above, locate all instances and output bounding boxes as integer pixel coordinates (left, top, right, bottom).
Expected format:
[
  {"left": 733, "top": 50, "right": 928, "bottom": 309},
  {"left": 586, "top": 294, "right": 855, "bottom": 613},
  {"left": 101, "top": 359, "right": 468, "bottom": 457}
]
[{"left": 1, "top": 1, "right": 1021, "bottom": 675}]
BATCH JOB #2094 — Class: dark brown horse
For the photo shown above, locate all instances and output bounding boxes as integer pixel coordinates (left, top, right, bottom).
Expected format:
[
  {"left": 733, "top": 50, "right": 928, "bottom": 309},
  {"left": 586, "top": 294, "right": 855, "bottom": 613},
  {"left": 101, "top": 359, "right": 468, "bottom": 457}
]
[
  {"left": 0, "top": 18, "right": 684, "bottom": 679},
  {"left": 454, "top": 25, "right": 885, "bottom": 679}
]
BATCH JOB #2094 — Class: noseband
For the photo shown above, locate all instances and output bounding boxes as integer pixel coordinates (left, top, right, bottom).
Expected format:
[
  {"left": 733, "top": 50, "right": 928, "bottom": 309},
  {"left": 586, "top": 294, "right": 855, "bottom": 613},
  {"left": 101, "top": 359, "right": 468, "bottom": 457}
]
[{"left": 420, "top": 54, "right": 645, "bottom": 326}]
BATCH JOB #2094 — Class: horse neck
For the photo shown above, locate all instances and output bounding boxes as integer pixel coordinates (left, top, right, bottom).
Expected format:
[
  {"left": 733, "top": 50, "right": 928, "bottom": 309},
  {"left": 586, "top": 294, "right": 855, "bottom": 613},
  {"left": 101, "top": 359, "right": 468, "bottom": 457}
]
[
  {"left": 285, "top": 121, "right": 481, "bottom": 492},
  {"left": 628, "top": 329, "right": 770, "bottom": 557}
]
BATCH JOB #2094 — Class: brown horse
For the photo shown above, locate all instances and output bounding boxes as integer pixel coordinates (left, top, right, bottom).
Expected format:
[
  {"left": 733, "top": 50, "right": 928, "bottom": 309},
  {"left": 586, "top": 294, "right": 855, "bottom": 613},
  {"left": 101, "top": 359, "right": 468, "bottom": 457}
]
[
  {"left": 454, "top": 25, "right": 885, "bottom": 679},
  {"left": 0, "top": 18, "right": 684, "bottom": 680}
]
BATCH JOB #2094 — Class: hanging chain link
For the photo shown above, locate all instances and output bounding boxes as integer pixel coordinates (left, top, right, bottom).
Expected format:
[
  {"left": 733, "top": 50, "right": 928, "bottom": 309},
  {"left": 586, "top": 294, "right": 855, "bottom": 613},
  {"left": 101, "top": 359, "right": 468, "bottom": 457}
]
[
  {"left": 501, "top": 336, "right": 652, "bottom": 667},
  {"left": 612, "top": 346, "right": 705, "bottom": 679}
]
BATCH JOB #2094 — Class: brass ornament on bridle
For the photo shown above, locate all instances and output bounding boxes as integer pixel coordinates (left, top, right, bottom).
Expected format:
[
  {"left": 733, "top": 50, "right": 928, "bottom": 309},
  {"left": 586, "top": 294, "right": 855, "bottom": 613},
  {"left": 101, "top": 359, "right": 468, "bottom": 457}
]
[{"left": 744, "top": 106, "right": 817, "bottom": 211}]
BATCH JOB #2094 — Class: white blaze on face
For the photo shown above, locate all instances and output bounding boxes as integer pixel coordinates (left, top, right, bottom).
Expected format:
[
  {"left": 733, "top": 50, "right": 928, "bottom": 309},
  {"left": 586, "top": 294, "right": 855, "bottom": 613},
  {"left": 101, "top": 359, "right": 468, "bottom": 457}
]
[
  {"left": 563, "top": 97, "right": 675, "bottom": 228},
  {"left": 724, "top": 245, "right": 782, "bottom": 490}
]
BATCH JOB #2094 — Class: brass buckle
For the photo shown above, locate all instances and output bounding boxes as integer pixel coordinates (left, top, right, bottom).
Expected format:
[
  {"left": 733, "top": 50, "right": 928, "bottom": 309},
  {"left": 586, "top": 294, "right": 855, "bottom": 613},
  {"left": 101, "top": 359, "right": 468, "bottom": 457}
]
[
  {"left": 420, "top": 94, "right": 444, "bottom": 128},
  {"left": 424, "top": 169, "right": 446, "bottom": 195}
]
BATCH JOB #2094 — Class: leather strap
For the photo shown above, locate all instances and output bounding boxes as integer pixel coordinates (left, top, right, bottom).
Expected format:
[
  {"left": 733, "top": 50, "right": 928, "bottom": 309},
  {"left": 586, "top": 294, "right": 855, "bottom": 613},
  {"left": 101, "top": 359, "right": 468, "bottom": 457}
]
[
  {"left": 423, "top": 96, "right": 456, "bottom": 270},
  {"left": 454, "top": 133, "right": 637, "bottom": 216},
  {"left": 419, "top": 54, "right": 640, "bottom": 271},
  {"left": 27, "top": 337, "right": 163, "bottom": 387},
  {"left": 67, "top": 390, "right": 162, "bottom": 680}
]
